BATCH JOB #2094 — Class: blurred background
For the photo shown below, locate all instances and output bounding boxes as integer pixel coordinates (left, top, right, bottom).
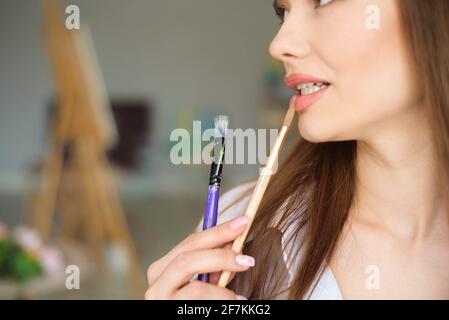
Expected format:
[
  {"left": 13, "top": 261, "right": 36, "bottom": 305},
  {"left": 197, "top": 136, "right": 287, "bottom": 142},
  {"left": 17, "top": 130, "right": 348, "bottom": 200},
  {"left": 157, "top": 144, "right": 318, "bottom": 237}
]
[{"left": 0, "top": 0, "right": 296, "bottom": 299}]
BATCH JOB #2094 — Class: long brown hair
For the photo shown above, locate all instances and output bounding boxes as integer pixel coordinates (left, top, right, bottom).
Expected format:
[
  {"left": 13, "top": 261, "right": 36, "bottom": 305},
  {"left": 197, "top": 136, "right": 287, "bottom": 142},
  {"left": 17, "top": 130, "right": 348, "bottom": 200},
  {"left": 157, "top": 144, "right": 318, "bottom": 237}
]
[{"left": 227, "top": 1, "right": 449, "bottom": 299}]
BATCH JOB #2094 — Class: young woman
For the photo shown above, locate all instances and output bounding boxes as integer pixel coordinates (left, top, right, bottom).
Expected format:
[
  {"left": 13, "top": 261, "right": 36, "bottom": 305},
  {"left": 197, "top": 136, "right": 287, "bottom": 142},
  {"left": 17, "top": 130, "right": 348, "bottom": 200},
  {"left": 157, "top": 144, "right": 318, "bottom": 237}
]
[{"left": 145, "top": 0, "right": 449, "bottom": 299}]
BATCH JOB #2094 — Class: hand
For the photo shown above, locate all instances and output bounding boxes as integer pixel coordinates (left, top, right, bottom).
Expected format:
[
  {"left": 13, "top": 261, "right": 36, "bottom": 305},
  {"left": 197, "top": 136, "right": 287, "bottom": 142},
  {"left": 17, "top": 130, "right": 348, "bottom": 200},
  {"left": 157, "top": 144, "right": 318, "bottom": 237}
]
[{"left": 145, "top": 216, "right": 253, "bottom": 300}]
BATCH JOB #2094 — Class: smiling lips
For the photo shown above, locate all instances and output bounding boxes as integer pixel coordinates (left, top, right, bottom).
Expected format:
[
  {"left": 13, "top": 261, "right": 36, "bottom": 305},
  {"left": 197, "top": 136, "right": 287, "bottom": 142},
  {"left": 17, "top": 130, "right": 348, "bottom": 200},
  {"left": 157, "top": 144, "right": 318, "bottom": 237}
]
[{"left": 284, "top": 74, "right": 331, "bottom": 112}]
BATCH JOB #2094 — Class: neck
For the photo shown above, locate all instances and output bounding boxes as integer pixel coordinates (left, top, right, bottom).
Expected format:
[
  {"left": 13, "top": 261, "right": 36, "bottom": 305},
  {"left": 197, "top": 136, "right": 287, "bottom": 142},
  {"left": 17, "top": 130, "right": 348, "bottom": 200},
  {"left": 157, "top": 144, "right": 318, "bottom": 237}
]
[{"left": 351, "top": 107, "right": 446, "bottom": 243}]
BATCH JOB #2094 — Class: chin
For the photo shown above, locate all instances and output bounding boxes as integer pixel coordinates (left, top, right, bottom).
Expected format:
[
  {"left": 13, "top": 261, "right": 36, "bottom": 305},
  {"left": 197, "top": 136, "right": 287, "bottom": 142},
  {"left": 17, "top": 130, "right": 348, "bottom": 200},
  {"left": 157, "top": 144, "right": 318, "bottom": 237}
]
[
  {"left": 297, "top": 117, "right": 334, "bottom": 143},
  {"left": 297, "top": 112, "right": 359, "bottom": 143}
]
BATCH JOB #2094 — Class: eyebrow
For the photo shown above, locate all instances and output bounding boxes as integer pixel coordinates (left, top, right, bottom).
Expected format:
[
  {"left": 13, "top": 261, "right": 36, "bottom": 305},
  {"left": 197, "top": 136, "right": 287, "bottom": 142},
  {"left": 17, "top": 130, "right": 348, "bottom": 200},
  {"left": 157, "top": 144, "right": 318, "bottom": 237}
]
[{"left": 274, "top": 0, "right": 289, "bottom": 7}]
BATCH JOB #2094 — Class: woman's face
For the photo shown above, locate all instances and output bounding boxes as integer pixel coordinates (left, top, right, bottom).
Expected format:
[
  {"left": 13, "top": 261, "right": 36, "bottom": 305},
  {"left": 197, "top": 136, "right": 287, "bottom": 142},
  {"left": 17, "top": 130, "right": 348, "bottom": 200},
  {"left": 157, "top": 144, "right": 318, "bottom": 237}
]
[{"left": 269, "top": 0, "right": 420, "bottom": 143}]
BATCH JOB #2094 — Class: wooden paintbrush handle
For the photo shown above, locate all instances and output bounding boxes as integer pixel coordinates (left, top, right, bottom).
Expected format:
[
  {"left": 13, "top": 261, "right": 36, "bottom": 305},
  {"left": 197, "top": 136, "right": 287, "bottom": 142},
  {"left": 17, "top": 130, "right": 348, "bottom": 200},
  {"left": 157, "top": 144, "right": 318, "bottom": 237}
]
[{"left": 217, "top": 102, "right": 295, "bottom": 288}]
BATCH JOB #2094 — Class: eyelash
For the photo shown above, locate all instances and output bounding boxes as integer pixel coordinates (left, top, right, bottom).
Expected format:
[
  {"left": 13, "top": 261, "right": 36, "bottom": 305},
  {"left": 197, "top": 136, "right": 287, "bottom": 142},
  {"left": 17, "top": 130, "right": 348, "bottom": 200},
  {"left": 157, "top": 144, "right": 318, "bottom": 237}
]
[
  {"left": 273, "top": 0, "right": 334, "bottom": 24},
  {"left": 273, "top": 1, "right": 286, "bottom": 24}
]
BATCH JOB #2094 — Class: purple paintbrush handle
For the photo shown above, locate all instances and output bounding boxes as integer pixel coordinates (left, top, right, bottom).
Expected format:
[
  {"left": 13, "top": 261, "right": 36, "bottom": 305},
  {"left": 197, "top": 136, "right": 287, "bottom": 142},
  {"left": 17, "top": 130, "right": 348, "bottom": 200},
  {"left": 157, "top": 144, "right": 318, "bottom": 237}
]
[
  {"left": 198, "top": 184, "right": 220, "bottom": 282},
  {"left": 202, "top": 184, "right": 220, "bottom": 230}
]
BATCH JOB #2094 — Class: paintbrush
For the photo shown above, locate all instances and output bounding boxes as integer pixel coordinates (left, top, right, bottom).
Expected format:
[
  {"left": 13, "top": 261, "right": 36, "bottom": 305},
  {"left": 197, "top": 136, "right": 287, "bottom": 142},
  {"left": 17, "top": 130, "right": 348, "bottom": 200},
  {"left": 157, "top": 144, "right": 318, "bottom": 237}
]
[
  {"left": 217, "top": 98, "right": 296, "bottom": 288},
  {"left": 198, "top": 115, "right": 230, "bottom": 282}
]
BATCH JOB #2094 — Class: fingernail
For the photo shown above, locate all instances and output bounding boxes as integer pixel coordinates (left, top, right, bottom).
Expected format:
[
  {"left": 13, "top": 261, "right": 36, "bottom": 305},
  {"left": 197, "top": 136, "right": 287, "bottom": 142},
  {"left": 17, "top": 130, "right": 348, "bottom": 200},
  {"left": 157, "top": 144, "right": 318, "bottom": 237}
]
[
  {"left": 235, "top": 254, "right": 255, "bottom": 267},
  {"left": 236, "top": 295, "right": 248, "bottom": 300},
  {"left": 229, "top": 216, "right": 248, "bottom": 230}
]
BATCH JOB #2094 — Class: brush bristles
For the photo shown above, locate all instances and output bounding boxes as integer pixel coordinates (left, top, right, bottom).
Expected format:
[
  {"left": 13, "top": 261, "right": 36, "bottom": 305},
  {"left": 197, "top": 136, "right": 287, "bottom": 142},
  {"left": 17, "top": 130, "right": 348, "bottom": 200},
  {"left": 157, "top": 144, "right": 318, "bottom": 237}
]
[{"left": 214, "top": 115, "right": 229, "bottom": 138}]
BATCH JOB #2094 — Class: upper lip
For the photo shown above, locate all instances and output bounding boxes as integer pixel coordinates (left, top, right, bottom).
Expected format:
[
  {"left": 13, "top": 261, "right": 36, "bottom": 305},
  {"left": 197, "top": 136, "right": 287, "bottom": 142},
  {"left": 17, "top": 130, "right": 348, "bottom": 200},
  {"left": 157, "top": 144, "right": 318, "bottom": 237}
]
[{"left": 283, "top": 73, "right": 331, "bottom": 90}]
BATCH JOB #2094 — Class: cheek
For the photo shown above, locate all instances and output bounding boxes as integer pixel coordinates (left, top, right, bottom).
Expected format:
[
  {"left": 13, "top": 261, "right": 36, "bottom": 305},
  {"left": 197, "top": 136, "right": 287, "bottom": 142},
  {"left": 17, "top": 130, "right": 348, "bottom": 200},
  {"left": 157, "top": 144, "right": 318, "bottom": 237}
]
[
  {"left": 346, "top": 3, "right": 415, "bottom": 116},
  {"left": 299, "top": 0, "right": 418, "bottom": 142}
]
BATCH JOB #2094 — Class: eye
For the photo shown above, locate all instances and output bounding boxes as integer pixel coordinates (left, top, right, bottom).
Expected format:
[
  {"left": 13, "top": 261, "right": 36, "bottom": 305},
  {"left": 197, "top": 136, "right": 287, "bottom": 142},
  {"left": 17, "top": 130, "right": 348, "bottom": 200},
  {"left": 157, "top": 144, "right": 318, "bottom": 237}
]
[
  {"left": 314, "top": 0, "right": 335, "bottom": 8},
  {"left": 273, "top": 0, "right": 289, "bottom": 25},
  {"left": 273, "top": 0, "right": 335, "bottom": 24}
]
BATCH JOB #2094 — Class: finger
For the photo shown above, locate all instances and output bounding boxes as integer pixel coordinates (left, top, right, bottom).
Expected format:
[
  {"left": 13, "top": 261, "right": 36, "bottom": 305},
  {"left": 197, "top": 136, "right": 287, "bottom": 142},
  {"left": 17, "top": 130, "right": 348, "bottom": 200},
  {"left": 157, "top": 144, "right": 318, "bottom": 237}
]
[
  {"left": 209, "top": 243, "right": 235, "bottom": 285},
  {"left": 223, "top": 242, "right": 233, "bottom": 250},
  {"left": 174, "top": 281, "right": 243, "bottom": 300},
  {"left": 179, "top": 216, "right": 248, "bottom": 255},
  {"left": 209, "top": 270, "right": 236, "bottom": 285},
  {"left": 153, "top": 248, "right": 255, "bottom": 297},
  {"left": 147, "top": 216, "right": 248, "bottom": 286}
]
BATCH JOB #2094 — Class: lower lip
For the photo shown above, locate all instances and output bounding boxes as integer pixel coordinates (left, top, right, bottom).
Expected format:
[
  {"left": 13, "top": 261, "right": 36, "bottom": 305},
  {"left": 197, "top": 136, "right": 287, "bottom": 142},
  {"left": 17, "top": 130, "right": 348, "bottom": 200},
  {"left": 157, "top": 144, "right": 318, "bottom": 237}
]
[{"left": 294, "top": 86, "right": 330, "bottom": 112}]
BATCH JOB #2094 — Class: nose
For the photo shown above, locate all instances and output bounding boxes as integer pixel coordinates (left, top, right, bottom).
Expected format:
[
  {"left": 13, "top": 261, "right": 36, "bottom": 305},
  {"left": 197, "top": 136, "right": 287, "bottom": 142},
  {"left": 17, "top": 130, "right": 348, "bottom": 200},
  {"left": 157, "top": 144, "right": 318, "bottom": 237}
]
[{"left": 269, "top": 13, "right": 310, "bottom": 65}]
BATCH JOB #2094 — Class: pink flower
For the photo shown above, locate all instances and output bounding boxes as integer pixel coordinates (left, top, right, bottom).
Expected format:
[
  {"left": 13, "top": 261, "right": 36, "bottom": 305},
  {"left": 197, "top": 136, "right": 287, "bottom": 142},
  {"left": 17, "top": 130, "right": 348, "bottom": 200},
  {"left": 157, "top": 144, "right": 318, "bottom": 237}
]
[
  {"left": 39, "top": 246, "right": 64, "bottom": 276},
  {"left": 13, "top": 225, "right": 42, "bottom": 252}
]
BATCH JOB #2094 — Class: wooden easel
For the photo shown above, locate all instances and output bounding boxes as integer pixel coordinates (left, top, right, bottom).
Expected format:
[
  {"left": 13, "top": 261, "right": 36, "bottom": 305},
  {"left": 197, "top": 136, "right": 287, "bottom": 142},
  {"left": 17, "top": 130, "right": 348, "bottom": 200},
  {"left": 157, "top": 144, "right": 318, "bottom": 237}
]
[{"left": 31, "top": 0, "right": 145, "bottom": 297}]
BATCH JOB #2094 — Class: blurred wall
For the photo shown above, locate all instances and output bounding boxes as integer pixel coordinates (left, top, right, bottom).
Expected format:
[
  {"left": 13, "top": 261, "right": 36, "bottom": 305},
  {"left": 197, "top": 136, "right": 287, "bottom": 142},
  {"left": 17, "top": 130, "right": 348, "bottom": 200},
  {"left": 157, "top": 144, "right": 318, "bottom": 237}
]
[{"left": 0, "top": 0, "right": 279, "bottom": 195}]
